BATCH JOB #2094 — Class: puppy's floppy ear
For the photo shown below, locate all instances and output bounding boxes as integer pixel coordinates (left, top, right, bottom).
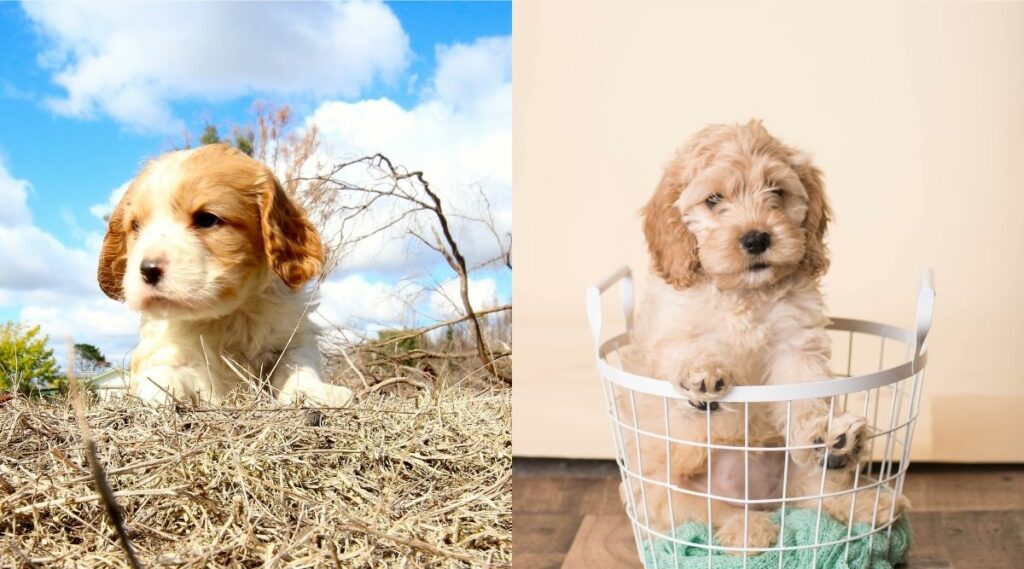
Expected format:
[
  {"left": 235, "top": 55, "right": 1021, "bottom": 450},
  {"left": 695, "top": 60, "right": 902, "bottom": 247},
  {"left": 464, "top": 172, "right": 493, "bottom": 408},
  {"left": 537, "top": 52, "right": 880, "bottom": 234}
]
[
  {"left": 258, "top": 171, "right": 324, "bottom": 288},
  {"left": 790, "top": 152, "right": 831, "bottom": 278},
  {"left": 97, "top": 188, "right": 132, "bottom": 301},
  {"left": 643, "top": 171, "right": 701, "bottom": 289}
]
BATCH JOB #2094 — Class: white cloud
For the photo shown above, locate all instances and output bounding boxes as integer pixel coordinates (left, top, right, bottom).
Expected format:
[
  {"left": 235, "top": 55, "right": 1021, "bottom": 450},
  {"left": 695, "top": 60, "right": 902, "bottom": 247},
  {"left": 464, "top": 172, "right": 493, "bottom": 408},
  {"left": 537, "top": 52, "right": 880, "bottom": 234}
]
[
  {"left": 314, "top": 274, "right": 421, "bottom": 333},
  {"left": 428, "top": 276, "right": 501, "bottom": 321},
  {"left": 0, "top": 224, "right": 95, "bottom": 293},
  {"left": 0, "top": 162, "right": 133, "bottom": 361},
  {"left": 313, "top": 273, "right": 505, "bottom": 339},
  {"left": 89, "top": 180, "right": 130, "bottom": 221},
  {"left": 0, "top": 161, "right": 95, "bottom": 294},
  {"left": 0, "top": 160, "right": 32, "bottom": 226},
  {"left": 433, "top": 36, "right": 512, "bottom": 112},
  {"left": 8, "top": 30, "right": 512, "bottom": 363},
  {"left": 19, "top": 295, "right": 138, "bottom": 365},
  {"left": 305, "top": 35, "right": 511, "bottom": 274},
  {"left": 23, "top": 1, "right": 410, "bottom": 132}
]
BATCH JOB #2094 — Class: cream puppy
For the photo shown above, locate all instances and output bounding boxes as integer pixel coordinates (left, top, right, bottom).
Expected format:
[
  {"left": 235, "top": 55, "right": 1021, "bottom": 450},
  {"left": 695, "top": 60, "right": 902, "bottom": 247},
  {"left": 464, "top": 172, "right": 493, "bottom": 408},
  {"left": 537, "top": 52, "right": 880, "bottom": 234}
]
[
  {"left": 622, "top": 121, "right": 905, "bottom": 550},
  {"left": 98, "top": 144, "right": 352, "bottom": 406}
]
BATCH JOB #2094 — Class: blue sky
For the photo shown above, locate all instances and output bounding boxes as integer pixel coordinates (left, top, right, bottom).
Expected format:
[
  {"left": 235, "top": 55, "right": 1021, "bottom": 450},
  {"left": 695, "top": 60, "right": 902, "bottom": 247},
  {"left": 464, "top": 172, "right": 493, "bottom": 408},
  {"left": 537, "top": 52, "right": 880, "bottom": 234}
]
[{"left": 0, "top": 1, "right": 511, "bottom": 359}]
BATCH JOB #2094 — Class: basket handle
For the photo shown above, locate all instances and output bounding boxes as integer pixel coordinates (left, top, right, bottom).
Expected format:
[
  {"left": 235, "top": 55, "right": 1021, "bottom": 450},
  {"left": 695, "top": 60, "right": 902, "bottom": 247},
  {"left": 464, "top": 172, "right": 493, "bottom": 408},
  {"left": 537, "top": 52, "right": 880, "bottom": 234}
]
[
  {"left": 586, "top": 265, "right": 635, "bottom": 352},
  {"left": 915, "top": 268, "right": 936, "bottom": 358}
]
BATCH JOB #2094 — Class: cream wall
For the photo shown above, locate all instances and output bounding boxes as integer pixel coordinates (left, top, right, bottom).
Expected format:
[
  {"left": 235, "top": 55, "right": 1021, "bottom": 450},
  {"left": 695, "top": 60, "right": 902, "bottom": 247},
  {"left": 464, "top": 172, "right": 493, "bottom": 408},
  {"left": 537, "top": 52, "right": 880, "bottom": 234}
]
[{"left": 513, "top": 2, "right": 1024, "bottom": 462}]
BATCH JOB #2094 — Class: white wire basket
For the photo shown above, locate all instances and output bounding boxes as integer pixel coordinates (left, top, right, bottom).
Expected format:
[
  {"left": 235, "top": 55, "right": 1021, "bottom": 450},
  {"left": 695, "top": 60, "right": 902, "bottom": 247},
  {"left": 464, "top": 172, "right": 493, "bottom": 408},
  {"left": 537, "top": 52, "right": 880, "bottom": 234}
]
[{"left": 586, "top": 266, "right": 935, "bottom": 568}]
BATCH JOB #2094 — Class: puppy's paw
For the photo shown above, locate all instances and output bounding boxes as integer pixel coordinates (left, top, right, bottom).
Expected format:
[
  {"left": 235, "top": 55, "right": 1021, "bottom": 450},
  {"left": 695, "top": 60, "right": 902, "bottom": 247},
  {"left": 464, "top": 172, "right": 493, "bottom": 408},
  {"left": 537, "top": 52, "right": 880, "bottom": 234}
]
[
  {"left": 321, "top": 383, "right": 354, "bottom": 407},
  {"left": 671, "top": 363, "right": 732, "bottom": 411},
  {"left": 715, "top": 511, "right": 778, "bottom": 552},
  {"left": 133, "top": 365, "right": 197, "bottom": 406},
  {"left": 855, "top": 491, "right": 911, "bottom": 526},
  {"left": 806, "top": 413, "right": 866, "bottom": 470}
]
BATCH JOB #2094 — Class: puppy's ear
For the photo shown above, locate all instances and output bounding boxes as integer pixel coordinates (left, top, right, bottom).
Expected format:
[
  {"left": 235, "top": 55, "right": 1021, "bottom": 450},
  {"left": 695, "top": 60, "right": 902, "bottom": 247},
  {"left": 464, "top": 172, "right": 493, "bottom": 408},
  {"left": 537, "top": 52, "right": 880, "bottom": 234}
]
[
  {"left": 643, "top": 171, "right": 701, "bottom": 289},
  {"left": 791, "top": 152, "right": 831, "bottom": 278},
  {"left": 258, "top": 172, "right": 324, "bottom": 288},
  {"left": 97, "top": 189, "right": 132, "bottom": 301}
]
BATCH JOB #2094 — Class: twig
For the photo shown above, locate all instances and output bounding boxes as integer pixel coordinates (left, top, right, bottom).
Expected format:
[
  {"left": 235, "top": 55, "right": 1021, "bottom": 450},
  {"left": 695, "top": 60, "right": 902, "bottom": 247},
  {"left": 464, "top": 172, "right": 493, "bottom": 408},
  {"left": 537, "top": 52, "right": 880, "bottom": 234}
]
[
  {"left": 337, "top": 344, "right": 369, "bottom": 388},
  {"left": 338, "top": 516, "right": 478, "bottom": 562},
  {"left": 357, "top": 377, "right": 431, "bottom": 399},
  {"left": 4, "top": 539, "right": 39, "bottom": 568},
  {"left": 368, "top": 305, "right": 511, "bottom": 347},
  {"left": 66, "top": 340, "right": 143, "bottom": 569}
]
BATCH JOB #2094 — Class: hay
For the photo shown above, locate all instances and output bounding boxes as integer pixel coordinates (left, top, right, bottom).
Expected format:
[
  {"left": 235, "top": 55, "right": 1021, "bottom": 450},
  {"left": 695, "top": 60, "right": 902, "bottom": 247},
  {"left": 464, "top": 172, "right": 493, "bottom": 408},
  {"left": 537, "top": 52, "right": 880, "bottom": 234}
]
[{"left": 0, "top": 387, "right": 511, "bottom": 567}]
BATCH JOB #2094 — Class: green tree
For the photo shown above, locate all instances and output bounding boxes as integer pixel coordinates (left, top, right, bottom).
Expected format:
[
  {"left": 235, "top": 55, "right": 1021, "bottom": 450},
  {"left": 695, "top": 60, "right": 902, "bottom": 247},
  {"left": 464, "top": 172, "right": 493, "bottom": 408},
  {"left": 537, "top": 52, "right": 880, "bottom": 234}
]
[
  {"left": 0, "top": 323, "right": 60, "bottom": 393},
  {"left": 74, "top": 343, "right": 110, "bottom": 375},
  {"left": 200, "top": 124, "right": 221, "bottom": 145},
  {"left": 233, "top": 127, "right": 255, "bottom": 157}
]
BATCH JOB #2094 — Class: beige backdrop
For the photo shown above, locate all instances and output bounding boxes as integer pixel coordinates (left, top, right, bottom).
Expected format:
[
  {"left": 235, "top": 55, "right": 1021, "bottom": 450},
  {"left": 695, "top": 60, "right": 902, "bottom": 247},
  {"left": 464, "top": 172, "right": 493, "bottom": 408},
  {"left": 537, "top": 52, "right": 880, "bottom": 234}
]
[{"left": 513, "top": 2, "right": 1024, "bottom": 462}]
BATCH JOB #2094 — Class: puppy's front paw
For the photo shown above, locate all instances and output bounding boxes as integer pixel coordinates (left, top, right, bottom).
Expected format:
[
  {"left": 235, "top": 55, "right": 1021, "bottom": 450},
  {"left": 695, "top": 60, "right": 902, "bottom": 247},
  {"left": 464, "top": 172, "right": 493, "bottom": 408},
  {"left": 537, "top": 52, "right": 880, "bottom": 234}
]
[
  {"left": 320, "top": 383, "right": 354, "bottom": 407},
  {"left": 806, "top": 413, "right": 866, "bottom": 470},
  {"left": 133, "top": 365, "right": 197, "bottom": 405},
  {"left": 671, "top": 363, "right": 733, "bottom": 411}
]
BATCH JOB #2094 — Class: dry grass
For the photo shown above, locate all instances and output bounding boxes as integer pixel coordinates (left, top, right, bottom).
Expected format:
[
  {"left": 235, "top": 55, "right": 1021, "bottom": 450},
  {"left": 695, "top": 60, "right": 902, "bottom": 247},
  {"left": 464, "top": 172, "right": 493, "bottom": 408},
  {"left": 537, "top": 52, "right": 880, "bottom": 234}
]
[{"left": 0, "top": 385, "right": 510, "bottom": 567}]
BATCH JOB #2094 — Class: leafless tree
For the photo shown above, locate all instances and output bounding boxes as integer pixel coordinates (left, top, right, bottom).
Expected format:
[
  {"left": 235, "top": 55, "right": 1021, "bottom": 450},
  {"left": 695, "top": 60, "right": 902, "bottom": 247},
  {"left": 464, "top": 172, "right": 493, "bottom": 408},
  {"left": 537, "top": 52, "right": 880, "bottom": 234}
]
[{"left": 246, "top": 103, "right": 512, "bottom": 386}]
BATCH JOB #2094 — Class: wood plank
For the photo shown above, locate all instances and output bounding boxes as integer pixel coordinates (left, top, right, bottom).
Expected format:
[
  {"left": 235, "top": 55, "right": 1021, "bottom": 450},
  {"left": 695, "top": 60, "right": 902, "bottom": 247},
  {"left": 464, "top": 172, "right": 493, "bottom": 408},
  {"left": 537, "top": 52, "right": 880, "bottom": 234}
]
[
  {"left": 513, "top": 462, "right": 1024, "bottom": 568},
  {"left": 563, "top": 515, "right": 643, "bottom": 569},
  {"left": 902, "top": 467, "right": 1024, "bottom": 512},
  {"left": 513, "top": 475, "right": 623, "bottom": 515},
  {"left": 513, "top": 514, "right": 582, "bottom": 556},
  {"left": 553, "top": 509, "right": 1019, "bottom": 569},
  {"left": 901, "top": 512, "right": 953, "bottom": 568},
  {"left": 511, "top": 553, "right": 569, "bottom": 569},
  {"left": 938, "top": 510, "right": 1024, "bottom": 569}
]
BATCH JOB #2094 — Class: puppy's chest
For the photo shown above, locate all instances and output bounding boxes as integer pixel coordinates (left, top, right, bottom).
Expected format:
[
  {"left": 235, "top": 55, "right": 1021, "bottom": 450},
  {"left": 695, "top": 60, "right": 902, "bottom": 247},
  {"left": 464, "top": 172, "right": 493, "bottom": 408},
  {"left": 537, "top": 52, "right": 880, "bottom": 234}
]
[
  {"left": 698, "top": 301, "right": 776, "bottom": 353},
  {"left": 138, "top": 320, "right": 285, "bottom": 372}
]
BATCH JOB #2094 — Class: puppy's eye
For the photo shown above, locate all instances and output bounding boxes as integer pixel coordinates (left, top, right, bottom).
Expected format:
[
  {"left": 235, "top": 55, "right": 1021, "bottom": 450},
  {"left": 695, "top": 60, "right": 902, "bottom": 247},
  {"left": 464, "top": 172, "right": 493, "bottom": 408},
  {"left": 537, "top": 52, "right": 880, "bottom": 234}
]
[
  {"left": 193, "top": 211, "right": 223, "bottom": 229},
  {"left": 130, "top": 220, "right": 140, "bottom": 234},
  {"left": 770, "top": 188, "right": 785, "bottom": 198},
  {"left": 705, "top": 194, "right": 723, "bottom": 209}
]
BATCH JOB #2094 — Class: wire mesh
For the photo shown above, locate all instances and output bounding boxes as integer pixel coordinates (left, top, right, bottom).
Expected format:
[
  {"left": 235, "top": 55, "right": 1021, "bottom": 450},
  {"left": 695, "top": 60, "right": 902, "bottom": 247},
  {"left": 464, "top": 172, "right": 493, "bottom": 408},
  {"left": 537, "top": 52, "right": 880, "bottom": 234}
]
[{"left": 589, "top": 269, "right": 932, "bottom": 568}]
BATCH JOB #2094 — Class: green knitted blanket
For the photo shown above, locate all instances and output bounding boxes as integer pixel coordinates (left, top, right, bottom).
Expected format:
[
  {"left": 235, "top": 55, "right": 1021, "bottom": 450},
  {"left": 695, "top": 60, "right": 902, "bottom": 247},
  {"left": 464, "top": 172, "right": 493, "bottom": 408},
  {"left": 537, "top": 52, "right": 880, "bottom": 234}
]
[{"left": 641, "top": 509, "right": 911, "bottom": 569}]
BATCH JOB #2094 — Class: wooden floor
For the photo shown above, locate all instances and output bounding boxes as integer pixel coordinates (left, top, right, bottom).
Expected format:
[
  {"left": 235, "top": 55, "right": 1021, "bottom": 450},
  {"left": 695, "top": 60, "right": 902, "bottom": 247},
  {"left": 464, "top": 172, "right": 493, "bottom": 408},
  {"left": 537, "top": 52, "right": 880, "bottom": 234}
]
[{"left": 513, "top": 459, "right": 1024, "bottom": 568}]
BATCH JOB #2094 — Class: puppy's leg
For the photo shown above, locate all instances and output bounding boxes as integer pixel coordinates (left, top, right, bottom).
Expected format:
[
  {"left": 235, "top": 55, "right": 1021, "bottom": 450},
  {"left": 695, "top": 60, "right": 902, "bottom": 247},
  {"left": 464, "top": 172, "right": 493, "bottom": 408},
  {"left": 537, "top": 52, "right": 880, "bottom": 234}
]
[
  {"left": 132, "top": 364, "right": 205, "bottom": 405},
  {"left": 271, "top": 344, "right": 353, "bottom": 407},
  {"left": 619, "top": 393, "right": 712, "bottom": 532},
  {"left": 630, "top": 483, "right": 779, "bottom": 552},
  {"left": 787, "top": 461, "right": 910, "bottom": 527},
  {"left": 768, "top": 342, "right": 867, "bottom": 469},
  {"left": 790, "top": 417, "right": 910, "bottom": 527}
]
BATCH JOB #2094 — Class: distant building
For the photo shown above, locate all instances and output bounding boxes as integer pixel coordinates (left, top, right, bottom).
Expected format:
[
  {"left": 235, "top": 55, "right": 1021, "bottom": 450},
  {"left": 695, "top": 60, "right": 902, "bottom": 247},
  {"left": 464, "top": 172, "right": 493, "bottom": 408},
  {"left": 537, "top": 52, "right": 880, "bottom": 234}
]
[{"left": 88, "top": 368, "right": 129, "bottom": 400}]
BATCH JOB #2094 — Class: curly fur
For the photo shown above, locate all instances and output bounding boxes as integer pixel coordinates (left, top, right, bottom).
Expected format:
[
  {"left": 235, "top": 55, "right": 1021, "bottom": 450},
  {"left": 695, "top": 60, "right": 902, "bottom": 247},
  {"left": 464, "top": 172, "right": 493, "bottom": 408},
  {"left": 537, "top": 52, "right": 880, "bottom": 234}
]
[{"left": 621, "top": 121, "right": 907, "bottom": 551}]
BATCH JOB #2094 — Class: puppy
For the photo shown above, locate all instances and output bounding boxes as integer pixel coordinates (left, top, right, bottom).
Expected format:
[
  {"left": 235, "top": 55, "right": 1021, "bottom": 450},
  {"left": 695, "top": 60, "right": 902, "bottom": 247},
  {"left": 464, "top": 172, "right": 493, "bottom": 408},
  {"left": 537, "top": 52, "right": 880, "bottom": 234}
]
[
  {"left": 621, "top": 121, "right": 905, "bottom": 550},
  {"left": 97, "top": 144, "right": 352, "bottom": 407}
]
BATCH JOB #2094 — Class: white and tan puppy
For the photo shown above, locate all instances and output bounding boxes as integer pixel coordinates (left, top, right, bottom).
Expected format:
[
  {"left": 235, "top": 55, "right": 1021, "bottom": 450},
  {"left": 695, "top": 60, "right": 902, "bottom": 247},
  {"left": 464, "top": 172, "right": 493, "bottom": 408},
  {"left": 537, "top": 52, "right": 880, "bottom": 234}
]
[
  {"left": 622, "top": 121, "right": 905, "bottom": 550},
  {"left": 98, "top": 144, "right": 352, "bottom": 406}
]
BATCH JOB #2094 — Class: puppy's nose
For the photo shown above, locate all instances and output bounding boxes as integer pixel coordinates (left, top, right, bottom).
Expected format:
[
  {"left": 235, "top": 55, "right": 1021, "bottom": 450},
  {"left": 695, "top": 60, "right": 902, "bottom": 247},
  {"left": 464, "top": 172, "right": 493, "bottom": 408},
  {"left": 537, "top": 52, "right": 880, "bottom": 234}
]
[
  {"left": 740, "top": 231, "right": 771, "bottom": 255},
  {"left": 140, "top": 260, "right": 164, "bottom": 285}
]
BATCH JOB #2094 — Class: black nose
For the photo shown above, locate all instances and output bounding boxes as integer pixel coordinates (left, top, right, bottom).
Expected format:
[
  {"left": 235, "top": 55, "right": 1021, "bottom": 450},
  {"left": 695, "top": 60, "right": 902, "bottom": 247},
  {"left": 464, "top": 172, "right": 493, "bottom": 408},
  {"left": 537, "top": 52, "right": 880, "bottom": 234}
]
[
  {"left": 140, "top": 260, "right": 163, "bottom": 285},
  {"left": 740, "top": 231, "right": 771, "bottom": 255}
]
